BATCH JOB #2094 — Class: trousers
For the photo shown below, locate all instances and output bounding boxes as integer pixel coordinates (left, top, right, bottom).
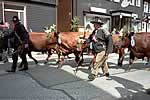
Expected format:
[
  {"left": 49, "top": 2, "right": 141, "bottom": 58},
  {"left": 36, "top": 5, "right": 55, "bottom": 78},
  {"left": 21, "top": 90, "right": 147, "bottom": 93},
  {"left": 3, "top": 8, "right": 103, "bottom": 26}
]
[
  {"left": 11, "top": 45, "right": 28, "bottom": 71},
  {"left": 91, "top": 51, "right": 109, "bottom": 76}
]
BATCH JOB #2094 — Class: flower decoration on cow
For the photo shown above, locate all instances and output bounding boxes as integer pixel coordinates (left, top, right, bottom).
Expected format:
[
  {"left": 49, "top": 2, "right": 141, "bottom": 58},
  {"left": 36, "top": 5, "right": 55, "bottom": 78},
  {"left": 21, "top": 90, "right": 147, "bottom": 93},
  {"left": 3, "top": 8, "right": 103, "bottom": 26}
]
[
  {"left": 70, "top": 16, "right": 79, "bottom": 32},
  {"left": 43, "top": 24, "right": 56, "bottom": 40}
]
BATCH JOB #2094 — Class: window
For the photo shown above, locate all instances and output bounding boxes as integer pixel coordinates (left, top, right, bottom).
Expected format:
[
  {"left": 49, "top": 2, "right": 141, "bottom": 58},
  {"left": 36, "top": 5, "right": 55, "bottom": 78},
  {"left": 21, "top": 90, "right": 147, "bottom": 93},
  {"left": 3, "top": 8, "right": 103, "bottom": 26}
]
[
  {"left": 130, "top": 0, "right": 135, "bottom": 6},
  {"left": 144, "top": 2, "right": 148, "bottom": 13},
  {"left": 3, "top": 4, "right": 26, "bottom": 29},
  {"left": 135, "top": 0, "right": 141, "bottom": 7}
]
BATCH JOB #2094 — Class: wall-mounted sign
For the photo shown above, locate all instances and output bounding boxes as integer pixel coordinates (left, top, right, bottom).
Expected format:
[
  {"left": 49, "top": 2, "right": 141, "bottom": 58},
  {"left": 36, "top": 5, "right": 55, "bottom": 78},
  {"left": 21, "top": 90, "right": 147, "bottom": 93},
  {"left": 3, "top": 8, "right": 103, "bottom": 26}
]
[
  {"left": 90, "top": 7, "right": 107, "bottom": 13},
  {"left": 121, "top": 0, "right": 130, "bottom": 8},
  {"left": 114, "top": 0, "right": 120, "bottom": 3}
]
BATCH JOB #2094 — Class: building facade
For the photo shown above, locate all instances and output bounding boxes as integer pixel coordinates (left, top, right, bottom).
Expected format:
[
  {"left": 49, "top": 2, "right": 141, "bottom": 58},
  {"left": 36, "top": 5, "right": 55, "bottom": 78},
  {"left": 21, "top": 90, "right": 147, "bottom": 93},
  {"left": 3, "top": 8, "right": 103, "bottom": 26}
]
[
  {"left": 1, "top": 0, "right": 147, "bottom": 33},
  {"left": 143, "top": 0, "right": 150, "bottom": 32},
  {"left": 0, "top": 0, "right": 56, "bottom": 32},
  {"left": 72, "top": 0, "right": 143, "bottom": 33}
]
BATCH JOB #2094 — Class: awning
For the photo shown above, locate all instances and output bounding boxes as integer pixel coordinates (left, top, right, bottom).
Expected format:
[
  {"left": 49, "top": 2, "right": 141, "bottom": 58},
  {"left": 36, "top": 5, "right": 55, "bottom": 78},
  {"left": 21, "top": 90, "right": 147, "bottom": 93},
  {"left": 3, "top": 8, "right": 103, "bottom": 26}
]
[{"left": 110, "top": 10, "right": 132, "bottom": 17}]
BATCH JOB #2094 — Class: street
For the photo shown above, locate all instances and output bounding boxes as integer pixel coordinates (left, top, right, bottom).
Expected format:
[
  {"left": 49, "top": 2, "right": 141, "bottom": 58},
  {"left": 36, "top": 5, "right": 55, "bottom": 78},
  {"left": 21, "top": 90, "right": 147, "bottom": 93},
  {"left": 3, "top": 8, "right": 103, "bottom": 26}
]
[{"left": 0, "top": 52, "right": 150, "bottom": 100}]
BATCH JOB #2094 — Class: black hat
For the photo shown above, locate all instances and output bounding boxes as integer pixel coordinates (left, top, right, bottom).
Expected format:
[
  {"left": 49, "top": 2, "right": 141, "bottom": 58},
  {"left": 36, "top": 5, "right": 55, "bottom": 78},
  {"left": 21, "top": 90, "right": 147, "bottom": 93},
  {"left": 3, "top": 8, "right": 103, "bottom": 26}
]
[
  {"left": 90, "top": 17, "right": 104, "bottom": 25},
  {"left": 12, "top": 16, "right": 20, "bottom": 22}
]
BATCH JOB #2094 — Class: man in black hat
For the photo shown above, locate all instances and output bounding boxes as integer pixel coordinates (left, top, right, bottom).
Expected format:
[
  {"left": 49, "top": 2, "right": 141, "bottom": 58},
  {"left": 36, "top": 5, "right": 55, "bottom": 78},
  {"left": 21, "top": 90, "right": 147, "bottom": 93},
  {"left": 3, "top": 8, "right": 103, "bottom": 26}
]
[
  {"left": 87, "top": 17, "right": 113, "bottom": 80},
  {"left": 6, "top": 16, "right": 29, "bottom": 72}
]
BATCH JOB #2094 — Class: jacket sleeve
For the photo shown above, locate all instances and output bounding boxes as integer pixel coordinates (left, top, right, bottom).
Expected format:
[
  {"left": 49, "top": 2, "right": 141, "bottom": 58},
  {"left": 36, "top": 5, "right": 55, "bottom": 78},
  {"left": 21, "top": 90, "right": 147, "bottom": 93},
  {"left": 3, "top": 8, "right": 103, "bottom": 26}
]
[
  {"left": 102, "top": 29, "right": 113, "bottom": 54},
  {"left": 105, "top": 35, "right": 113, "bottom": 54},
  {"left": 19, "top": 24, "right": 29, "bottom": 44}
]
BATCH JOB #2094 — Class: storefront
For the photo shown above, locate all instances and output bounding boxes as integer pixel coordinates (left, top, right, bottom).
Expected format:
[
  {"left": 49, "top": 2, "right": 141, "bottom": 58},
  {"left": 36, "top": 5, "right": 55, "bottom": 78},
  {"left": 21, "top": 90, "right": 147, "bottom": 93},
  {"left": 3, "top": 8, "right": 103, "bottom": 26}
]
[
  {"left": 83, "top": 11, "right": 111, "bottom": 32},
  {"left": 73, "top": 0, "right": 143, "bottom": 33},
  {"left": 0, "top": 0, "right": 56, "bottom": 32}
]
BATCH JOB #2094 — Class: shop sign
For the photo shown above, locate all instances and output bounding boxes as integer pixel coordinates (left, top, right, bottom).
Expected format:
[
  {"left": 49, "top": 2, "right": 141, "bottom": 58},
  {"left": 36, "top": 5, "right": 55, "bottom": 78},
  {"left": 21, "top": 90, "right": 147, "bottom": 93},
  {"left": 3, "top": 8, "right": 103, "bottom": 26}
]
[{"left": 90, "top": 7, "right": 107, "bottom": 13}]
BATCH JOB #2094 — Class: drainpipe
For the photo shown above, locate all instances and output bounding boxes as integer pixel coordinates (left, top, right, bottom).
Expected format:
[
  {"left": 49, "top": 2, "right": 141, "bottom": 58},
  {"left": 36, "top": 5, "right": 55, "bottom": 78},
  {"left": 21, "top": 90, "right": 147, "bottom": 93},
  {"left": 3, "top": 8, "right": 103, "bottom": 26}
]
[
  {"left": 2, "top": 1, "right": 5, "bottom": 22},
  {"left": 146, "top": 16, "right": 148, "bottom": 32},
  {"left": 119, "top": 14, "right": 122, "bottom": 30}
]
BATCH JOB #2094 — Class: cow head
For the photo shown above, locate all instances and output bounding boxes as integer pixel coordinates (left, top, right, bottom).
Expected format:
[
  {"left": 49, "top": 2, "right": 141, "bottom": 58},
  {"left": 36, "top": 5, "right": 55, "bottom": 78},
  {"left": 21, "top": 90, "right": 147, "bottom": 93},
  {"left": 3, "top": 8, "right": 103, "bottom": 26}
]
[{"left": 115, "top": 34, "right": 131, "bottom": 49}]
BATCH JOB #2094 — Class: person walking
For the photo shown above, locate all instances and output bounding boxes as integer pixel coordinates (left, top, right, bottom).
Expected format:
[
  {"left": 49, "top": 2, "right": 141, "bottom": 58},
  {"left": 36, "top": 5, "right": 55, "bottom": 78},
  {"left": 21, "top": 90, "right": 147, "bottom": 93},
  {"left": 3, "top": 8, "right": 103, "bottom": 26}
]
[
  {"left": 87, "top": 17, "right": 113, "bottom": 81},
  {"left": 6, "top": 16, "right": 29, "bottom": 72},
  {"left": 0, "top": 21, "right": 10, "bottom": 62}
]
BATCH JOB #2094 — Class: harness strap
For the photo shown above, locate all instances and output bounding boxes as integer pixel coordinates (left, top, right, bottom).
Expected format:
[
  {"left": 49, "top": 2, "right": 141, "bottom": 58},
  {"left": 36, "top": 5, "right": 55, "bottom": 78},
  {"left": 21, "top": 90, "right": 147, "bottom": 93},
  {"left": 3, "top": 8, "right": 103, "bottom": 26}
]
[{"left": 14, "top": 32, "right": 23, "bottom": 44}]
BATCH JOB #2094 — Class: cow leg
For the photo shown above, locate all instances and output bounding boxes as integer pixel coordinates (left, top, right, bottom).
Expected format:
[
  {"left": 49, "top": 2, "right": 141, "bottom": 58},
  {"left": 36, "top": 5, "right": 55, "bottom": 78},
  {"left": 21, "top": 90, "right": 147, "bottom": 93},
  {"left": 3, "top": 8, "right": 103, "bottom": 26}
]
[
  {"left": 44, "top": 50, "right": 52, "bottom": 64},
  {"left": 75, "top": 52, "right": 84, "bottom": 73},
  {"left": 118, "top": 54, "right": 124, "bottom": 66},
  {"left": 118, "top": 49, "right": 124, "bottom": 66},
  {"left": 143, "top": 57, "right": 149, "bottom": 65},
  {"left": 127, "top": 52, "right": 134, "bottom": 71},
  {"left": 57, "top": 55, "right": 64, "bottom": 69},
  {"left": 28, "top": 51, "right": 38, "bottom": 64},
  {"left": 127, "top": 59, "right": 134, "bottom": 71}
]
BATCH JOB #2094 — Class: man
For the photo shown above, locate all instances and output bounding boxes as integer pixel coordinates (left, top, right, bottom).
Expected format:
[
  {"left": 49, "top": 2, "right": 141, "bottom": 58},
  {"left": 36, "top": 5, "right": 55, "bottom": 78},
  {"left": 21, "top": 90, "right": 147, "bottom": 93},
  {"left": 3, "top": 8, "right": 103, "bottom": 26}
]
[
  {"left": 87, "top": 17, "right": 113, "bottom": 81},
  {"left": 0, "top": 20, "right": 4, "bottom": 61},
  {"left": 0, "top": 21, "right": 10, "bottom": 62},
  {"left": 6, "top": 16, "right": 29, "bottom": 72}
]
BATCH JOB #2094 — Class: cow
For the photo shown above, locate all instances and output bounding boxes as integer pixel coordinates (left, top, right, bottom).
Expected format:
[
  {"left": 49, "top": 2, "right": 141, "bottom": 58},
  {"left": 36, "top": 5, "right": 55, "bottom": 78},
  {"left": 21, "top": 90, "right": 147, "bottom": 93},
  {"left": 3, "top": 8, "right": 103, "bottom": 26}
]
[
  {"left": 27, "top": 32, "right": 58, "bottom": 63},
  {"left": 4, "top": 32, "right": 58, "bottom": 67},
  {"left": 55, "top": 32, "right": 128, "bottom": 72},
  {"left": 53, "top": 32, "right": 91, "bottom": 72},
  {"left": 115, "top": 32, "right": 150, "bottom": 70},
  {"left": 112, "top": 34, "right": 126, "bottom": 66}
]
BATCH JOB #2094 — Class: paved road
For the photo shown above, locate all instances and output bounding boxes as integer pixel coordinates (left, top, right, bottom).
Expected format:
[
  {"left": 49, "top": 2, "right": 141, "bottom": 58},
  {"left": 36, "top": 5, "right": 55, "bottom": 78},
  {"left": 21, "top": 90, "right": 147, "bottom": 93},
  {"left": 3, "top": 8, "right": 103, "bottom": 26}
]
[{"left": 0, "top": 52, "right": 150, "bottom": 100}]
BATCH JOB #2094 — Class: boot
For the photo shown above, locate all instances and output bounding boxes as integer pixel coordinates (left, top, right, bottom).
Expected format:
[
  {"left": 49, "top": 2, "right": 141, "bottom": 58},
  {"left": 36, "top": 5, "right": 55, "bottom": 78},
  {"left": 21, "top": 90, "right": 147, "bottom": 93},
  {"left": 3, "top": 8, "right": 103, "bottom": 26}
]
[
  {"left": 6, "top": 62, "right": 17, "bottom": 73},
  {"left": 88, "top": 74, "right": 96, "bottom": 81},
  {"left": 19, "top": 67, "right": 28, "bottom": 71},
  {"left": 19, "top": 62, "right": 28, "bottom": 71},
  {"left": 6, "top": 69, "right": 16, "bottom": 73}
]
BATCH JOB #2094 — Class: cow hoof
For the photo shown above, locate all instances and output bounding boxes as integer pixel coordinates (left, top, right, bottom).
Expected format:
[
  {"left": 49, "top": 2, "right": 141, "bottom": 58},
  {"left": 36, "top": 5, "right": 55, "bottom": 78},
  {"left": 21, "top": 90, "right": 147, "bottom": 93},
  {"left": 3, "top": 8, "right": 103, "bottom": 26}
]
[
  {"left": 88, "top": 67, "right": 91, "bottom": 70},
  {"left": 74, "top": 67, "right": 79, "bottom": 73},
  {"left": 118, "top": 62, "right": 122, "bottom": 66},
  {"left": 35, "top": 61, "right": 38, "bottom": 64},
  {"left": 125, "top": 69, "right": 130, "bottom": 72},
  {"left": 44, "top": 61, "right": 48, "bottom": 64},
  {"left": 57, "top": 63, "right": 62, "bottom": 69}
]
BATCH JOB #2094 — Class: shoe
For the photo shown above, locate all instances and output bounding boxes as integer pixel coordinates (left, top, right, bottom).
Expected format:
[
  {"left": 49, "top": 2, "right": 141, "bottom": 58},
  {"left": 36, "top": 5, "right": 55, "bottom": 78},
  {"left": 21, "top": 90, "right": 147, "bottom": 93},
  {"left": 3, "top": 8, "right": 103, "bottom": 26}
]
[
  {"left": 146, "top": 89, "right": 150, "bottom": 95},
  {"left": 105, "top": 73, "right": 110, "bottom": 77},
  {"left": 6, "top": 69, "right": 16, "bottom": 73},
  {"left": 88, "top": 74, "right": 96, "bottom": 81},
  {"left": 105, "top": 73, "right": 112, "bottom": 80},
  {"left": 19, "top": 68, "right": 28, "bottom": 71}
]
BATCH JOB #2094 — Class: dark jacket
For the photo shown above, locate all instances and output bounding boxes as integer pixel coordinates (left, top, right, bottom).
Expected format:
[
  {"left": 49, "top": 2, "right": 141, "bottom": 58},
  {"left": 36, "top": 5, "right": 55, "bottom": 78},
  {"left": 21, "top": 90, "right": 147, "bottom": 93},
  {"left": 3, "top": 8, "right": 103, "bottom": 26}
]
[
  {"left": 9, "top": 22, "right": 29, "bottom": 48},
  {"left": 88, "top": 28, "right": 113, "bottom": 54}
]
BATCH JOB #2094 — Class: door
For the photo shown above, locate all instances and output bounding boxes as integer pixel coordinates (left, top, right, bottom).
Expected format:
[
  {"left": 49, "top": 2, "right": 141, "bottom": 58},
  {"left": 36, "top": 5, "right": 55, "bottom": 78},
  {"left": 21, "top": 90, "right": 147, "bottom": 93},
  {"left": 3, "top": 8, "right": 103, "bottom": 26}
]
[{"left": 4, "top": 11, "right": 18, "bottom": 30}]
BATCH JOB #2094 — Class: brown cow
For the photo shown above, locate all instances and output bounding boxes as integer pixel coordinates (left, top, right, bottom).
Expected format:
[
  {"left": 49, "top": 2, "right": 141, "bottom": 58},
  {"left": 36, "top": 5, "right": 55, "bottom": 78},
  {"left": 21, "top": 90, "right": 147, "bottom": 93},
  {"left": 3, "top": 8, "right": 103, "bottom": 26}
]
[
  {"left": 19, "top": 32, "right": 58, "bottom": 67},
  {"left": 54, "top": 32, "right": 90, "bottom": 72},
  {"left": 116, "top": 32, "right": 150, "bottom": 70},
  {"left": 55, "top": 32, "right": 126, "bottom": 72},
  {"left": 112, "top": 34, "right": 126, "bottom": 66}
]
